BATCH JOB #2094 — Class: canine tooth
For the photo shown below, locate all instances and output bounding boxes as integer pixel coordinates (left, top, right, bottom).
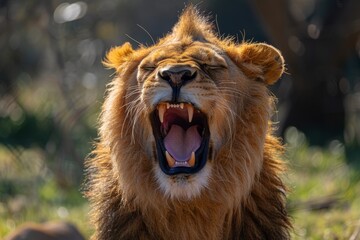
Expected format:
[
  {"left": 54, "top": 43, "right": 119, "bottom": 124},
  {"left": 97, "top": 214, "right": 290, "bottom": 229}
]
[
  {"left": 157, "top": 104, "right": 166, "bottom": 123},
  {"left": 187, "top": 104, "right": 194, "bottom": 123},
  {"left": 166, "top": 103, "right": 170, "bottom": 109},
  {"left": 180, "top": 103, "right": 184, "bottom": 109},
  {"left": 165, "top": 151, "right": 175, "bottom": 167},
  {"left": 188, "top": 152, "right": 195, "bottom": 167}
]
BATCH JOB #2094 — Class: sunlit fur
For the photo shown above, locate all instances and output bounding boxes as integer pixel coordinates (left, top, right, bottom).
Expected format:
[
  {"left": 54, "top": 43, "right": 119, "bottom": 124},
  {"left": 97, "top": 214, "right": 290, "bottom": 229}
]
[{"left": 85, "top": 6, "right": 291, "bottom": 240}]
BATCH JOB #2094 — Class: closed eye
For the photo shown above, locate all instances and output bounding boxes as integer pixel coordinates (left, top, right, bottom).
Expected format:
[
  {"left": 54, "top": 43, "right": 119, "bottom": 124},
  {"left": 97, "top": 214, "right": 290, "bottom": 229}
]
[
  {"left": 141, "top": 65, "right": 156, "bottom": 71},
  {"left": 200, "top": 63, "right": 228, "bottom": 73},
  {"left": 190, "top": 57, "right": 227, "bottom": 71},
  {"left": 205, "top": 64, "right": 227, "bottom": 70}
]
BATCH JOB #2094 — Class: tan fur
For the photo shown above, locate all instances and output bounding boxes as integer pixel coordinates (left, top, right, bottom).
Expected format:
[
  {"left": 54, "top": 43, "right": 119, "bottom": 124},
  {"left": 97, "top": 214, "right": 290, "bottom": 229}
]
[
  {"left": 85, "top": 6, "right": 291, "bottom": 240},
  {"left": 4, "top": 222, "right": 85, "bottom": 240}
]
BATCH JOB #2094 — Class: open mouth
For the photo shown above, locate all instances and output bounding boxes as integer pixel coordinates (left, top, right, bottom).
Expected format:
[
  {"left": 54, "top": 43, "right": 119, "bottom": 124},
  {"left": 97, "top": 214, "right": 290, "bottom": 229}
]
[{"left": 150, "top": 102, "right": 210, "bottom": 175}]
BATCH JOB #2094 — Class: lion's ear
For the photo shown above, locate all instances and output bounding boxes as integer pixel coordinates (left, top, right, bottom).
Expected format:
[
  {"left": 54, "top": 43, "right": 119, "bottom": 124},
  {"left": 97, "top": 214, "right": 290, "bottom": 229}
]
[
  {"left": 103, "top": 42, "right": 134, "bottom": 70},
  {"left": 229, "top": 43, "right": 285, "bottom": 85}
]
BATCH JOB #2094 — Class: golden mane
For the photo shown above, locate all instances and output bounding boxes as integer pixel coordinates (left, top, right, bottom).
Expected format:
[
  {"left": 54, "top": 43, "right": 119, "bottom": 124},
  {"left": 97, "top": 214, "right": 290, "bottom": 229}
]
[{"left": 86, "top": 5, "right": 291, "bottom": 240}]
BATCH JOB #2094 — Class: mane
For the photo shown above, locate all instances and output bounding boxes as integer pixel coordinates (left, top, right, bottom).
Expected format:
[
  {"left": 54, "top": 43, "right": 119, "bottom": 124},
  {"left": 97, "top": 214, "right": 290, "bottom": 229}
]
[{"left": 171, "top": 6, "right": 216, "bottom": 41}]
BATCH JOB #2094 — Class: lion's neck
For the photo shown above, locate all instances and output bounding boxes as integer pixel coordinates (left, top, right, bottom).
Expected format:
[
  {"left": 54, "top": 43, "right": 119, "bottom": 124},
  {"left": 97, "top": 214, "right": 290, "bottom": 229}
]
[
  {"left": 95, "top": 171, "right": 289, "bottom": 240},
  {"left": 119, "top": 196, "right": 240, "bottom": 240},
  {"left": 89, "top": 136, "right": 290, "bottom": 240}
]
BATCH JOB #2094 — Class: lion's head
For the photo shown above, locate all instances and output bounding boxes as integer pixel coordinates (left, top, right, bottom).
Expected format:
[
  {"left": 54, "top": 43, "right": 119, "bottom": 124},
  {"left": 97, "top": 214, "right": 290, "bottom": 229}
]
[{"left": 99, "top": 7, "right": 284, "bottom": 201}]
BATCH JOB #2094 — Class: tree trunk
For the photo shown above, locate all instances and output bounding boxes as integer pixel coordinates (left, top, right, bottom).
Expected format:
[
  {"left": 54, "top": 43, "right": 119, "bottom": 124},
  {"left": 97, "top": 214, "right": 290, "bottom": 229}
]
[{"left": 249, "top": 0, "right": 360, "bottom": 145}]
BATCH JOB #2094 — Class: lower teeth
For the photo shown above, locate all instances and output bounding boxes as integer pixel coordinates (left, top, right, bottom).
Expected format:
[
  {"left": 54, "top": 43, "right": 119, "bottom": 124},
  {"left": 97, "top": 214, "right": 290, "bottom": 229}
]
[{"left": 165, "top": 151, "right": 196, "bottom": 168}]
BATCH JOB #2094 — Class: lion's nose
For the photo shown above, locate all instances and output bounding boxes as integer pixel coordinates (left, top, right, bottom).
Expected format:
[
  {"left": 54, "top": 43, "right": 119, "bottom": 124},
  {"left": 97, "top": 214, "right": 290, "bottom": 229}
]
[
  {"left": 158, "top": 66, "right": 197, "bottom": 102},
  {"left": 158, "top": 66, "right": 197, "bottom": 88}
]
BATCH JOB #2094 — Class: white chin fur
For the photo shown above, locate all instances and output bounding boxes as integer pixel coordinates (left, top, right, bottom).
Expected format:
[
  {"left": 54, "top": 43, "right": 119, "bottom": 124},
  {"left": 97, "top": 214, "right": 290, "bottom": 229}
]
[{"left": 154, "top": 163, "right": 212, "bottom": 200}]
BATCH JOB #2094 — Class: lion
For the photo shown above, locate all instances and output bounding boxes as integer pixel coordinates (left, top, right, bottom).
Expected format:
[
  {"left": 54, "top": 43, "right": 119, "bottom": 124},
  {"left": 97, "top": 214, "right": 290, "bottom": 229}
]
[
  {"left": 4, "top": 222, "right": 85, "bottom": 240},
  {"left": 85, "top": 6, "right": 291, "bottom": 240}
]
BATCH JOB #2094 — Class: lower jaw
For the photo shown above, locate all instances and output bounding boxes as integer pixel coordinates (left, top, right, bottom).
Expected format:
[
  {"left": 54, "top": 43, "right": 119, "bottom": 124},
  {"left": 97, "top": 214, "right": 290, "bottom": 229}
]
[{"left": 155, "top": 134, "right": 210, "bottom": 175}]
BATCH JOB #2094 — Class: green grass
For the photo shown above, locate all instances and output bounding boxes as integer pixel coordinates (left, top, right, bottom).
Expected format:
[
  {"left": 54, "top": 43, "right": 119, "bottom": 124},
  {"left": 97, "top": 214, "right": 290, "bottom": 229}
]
[
  {"left": 0, "top": 127, "right": 359, "bottom": 239},
  {"left": 0, "top": 146, "right": 93, "bottom": 238},
  {"left": 284, "top": 127, "right": 360, "bottom": 239},
  {"left": 0, "top": 200, "right": 92, "bottom": 238}
]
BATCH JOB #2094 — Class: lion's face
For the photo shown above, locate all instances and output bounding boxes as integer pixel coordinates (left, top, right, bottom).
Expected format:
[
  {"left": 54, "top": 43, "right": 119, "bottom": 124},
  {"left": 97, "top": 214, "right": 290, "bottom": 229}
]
[
  {"left": 139, "top": 41, "right": 236, "bottom": 198},
  {"left": 103, "top": 8, "right": 284, "bottom": 200}
]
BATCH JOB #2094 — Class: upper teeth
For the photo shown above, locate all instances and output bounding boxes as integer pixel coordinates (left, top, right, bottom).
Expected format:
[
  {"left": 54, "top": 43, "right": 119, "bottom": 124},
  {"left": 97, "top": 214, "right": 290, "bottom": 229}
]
[
  {"left": 187, "top": 104, "right": 193, "bottom": 123},
  {"left": 157, "top": 103, "right": 194, "bottom": 123},
  {"left": 166, "top": 103, "right": 185, "bottom": 109},
  {"left": 158, "top": 104, "right": 166, "bottom": 123}
]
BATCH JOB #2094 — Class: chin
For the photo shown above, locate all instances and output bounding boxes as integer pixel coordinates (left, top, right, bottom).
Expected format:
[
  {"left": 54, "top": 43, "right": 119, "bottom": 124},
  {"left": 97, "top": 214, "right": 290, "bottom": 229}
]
[{"left": 154, "top": 161, "right": 212, "bottom": 199}]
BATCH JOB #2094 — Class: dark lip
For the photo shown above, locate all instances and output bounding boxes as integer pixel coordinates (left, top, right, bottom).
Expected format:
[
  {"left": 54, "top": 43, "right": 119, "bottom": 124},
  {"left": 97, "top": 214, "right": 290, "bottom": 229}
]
[{"left": 150, "top": 102, "right": 210, "bottom": 175}]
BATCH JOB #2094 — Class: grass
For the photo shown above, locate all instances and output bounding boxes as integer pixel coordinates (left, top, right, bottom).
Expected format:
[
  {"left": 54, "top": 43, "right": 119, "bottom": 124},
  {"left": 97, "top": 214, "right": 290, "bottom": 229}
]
[
  {"left": 0, "top": 199, "right": 92, "bottom": 238},
  {"left": 284, "top": 127, "right": 360, "bottom": 239},
  {"left": 0, "top": 127, "right": 359, "bottom": 239},
  {"left": 0, "top": 146, "right": 93, "bottom": 238}
]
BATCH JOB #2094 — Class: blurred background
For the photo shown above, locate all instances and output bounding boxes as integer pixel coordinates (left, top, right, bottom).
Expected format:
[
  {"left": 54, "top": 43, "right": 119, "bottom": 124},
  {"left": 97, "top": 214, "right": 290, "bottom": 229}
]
[{"left": 0, "top": 0, "right": 359, "bottom": 239}]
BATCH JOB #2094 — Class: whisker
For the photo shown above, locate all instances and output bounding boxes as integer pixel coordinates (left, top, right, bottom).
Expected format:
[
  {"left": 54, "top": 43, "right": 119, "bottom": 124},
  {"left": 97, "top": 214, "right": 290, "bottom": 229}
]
[
  {"left": 217, "top": 87, "right": 251, "bottom": 98},
  {"left": 121, "top": 97, "right": 142, "bottom": 138},
  {"left": 125, "top": 34, "right": 142, "bottom": 46},
  {"left": 125, "top": 89, "right": 141, "bottom": 99},
  {"left": 131, "top": 104, "right": 148, "bottom": 144},
  {"left": 137, "top": 24, "right": 155, "bottom": 45},
  {"left": 215, "top": 14, "right": 221, "bottom": 37}
]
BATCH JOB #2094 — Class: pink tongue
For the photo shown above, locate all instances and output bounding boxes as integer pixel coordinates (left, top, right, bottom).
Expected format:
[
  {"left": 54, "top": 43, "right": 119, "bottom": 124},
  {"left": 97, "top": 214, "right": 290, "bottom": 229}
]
[{"left": 164, "top": 125, "right": 201, "bottom": 161}]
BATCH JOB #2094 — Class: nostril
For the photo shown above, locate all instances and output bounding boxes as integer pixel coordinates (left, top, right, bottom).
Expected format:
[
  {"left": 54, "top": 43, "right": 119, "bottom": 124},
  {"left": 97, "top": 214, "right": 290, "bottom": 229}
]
[
  {"left": 158, "top": 70, "right": 171, "bottom": 81},
  {"left": 182, "top": 70, "right": 197, "bottom": 81}
]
